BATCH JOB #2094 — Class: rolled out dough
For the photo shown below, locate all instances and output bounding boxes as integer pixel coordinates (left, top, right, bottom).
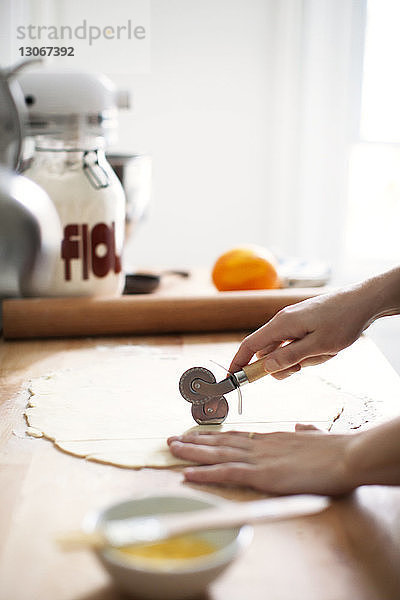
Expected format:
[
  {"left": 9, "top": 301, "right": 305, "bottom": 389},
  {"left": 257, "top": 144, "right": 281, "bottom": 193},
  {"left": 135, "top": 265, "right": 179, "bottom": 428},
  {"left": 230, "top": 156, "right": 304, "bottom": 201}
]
[{"left": 25, "top": 349, "right": 349, "bottom": 468}]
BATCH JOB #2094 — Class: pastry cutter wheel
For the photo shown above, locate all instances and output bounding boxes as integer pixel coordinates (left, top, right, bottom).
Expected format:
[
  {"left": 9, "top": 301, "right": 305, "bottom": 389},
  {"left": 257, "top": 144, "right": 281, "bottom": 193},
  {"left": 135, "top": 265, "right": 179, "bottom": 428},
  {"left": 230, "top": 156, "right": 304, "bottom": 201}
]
[{"left": 179, "top": 357, "right": 268, "bottom": 425}]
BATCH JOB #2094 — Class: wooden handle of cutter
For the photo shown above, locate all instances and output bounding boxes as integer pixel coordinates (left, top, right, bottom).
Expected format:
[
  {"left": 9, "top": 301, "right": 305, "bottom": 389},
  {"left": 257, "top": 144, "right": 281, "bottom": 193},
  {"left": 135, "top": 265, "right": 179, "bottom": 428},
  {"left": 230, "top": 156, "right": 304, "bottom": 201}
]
[{"left": 242, "top": 357, "right": 269, "bottom": 383}]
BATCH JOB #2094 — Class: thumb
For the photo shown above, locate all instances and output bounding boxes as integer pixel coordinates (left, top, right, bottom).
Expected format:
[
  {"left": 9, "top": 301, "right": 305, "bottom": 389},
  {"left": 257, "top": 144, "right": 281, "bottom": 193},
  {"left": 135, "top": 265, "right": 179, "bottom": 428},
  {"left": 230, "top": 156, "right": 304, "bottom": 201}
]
[
  {"left": 295, "top": 423, "right": 322, "bottom": 432},
  {"left": 262, "top": 335, "right": 316, "bottom": 374}
]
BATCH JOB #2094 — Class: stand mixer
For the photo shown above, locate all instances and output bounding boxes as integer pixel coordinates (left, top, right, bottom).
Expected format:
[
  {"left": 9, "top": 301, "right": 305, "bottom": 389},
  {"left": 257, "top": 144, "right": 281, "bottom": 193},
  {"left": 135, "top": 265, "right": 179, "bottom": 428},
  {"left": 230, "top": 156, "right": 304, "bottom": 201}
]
[{"left": 0, "top": 61, "right": 132, "bottom": 303}]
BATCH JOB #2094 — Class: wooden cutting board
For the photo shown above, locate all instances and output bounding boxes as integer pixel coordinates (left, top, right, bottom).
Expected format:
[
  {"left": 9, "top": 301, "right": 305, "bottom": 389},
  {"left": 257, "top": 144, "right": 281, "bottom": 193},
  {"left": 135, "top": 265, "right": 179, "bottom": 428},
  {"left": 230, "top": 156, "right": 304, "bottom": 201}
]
[
  {"left": 2, "top": 269, "right": 326, "bottom": 339},
  {"left": 2, "top": 288, "right": 324, "bottom": 339}
]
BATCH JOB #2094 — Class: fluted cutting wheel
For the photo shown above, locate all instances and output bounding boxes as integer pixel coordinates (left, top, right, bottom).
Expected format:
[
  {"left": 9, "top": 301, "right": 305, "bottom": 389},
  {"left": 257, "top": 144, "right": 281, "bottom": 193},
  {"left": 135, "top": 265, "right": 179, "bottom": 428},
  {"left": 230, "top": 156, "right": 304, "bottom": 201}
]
[{"left": 179, "top": 366, "right": 216, "bottom": 405}]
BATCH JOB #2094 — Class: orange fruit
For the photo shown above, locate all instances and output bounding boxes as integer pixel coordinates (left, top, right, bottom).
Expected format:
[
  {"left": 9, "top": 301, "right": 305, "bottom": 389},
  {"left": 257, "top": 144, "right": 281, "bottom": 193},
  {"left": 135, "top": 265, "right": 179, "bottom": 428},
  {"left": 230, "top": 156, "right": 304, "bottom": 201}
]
[{"left": 212, "top": 245, "right": 280, "bottom": 291}]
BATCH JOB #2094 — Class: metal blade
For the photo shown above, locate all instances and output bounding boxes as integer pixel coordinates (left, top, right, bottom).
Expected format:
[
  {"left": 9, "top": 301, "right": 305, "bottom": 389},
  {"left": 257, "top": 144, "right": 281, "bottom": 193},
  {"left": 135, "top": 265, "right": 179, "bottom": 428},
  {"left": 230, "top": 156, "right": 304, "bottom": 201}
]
[
  {"left": 179, "top": 366, "right": 229, "bottom": 424},
  {"left": 191, "top": 396, "right": 229, "bottom": 425}
]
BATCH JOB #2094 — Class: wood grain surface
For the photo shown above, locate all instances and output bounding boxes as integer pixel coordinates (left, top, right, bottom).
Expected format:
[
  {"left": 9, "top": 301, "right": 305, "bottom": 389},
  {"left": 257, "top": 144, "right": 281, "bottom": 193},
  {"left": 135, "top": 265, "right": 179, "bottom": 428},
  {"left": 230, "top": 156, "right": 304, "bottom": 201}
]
[
  {"left": 2, "top": 288, "right": 322, "bottom": 340},
  {"left": 1, "top": 332, "right": 400, "bottom": 600}
]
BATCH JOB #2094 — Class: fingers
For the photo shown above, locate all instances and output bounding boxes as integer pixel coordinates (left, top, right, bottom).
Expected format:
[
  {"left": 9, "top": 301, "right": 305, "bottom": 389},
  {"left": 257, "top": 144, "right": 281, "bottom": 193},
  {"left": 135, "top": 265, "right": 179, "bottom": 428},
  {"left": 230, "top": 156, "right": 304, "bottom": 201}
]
[
  {"left": 230, "top": 325, "right": 337, "bottom": 383},
  {"left": 295, "top": 423, "right": 320, "bottom": 432},
  {"left": 168, "top": 439, "right": 247, "bottom": 464},
  {"left": 269, "top": 353, "right": 337, "bottom": 379},
  {"left": 299, "top": 354, "right": 337, "bottom": 367},
  {"left": 229, "top": 318, "right": 293, "bottom": 373},
  {"left": 183, "top": 463, "right": 256, "bottom": 487},
  {"left": 270, "top": 363, "right": 301, "bottom": 380},
  {"left": 295, "top": 423, "right": 328, "bottom": 437},
  {"left": 255, "top": 341, "right": 283, "bottom": 359},
  {"left": 168, "top": 430, "right": 263, "bottom": 466},
  {"left": 262, "top": 335, "right": 320, "bottom": 374},
  {"left": 229, "top": 339, "right": 281, "bottom": 374},
  {"left": 229, "top": 308, "right": 309, "bottom": 373},
  {"left": 168, "top": 430, "right": 252, "bottom": 450},
  {"left": 229, "top": 338, "right": 268, "bottom": 374}
]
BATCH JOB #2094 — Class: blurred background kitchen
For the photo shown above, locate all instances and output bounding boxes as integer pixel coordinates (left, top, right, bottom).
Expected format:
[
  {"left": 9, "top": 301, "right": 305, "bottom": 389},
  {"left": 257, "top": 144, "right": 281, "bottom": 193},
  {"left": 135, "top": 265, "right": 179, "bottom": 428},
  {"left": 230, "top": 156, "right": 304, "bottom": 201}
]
[{"left": 1, "top": 0, "right": 400, "bottom": 370}]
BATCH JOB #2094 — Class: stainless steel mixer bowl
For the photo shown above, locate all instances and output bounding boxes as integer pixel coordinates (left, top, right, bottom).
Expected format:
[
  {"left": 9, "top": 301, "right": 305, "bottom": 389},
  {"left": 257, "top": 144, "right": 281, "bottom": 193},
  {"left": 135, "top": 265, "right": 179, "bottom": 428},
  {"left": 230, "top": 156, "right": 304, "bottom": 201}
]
[{"left": 0, "top": 166, "right": 61, "bottom": 298}]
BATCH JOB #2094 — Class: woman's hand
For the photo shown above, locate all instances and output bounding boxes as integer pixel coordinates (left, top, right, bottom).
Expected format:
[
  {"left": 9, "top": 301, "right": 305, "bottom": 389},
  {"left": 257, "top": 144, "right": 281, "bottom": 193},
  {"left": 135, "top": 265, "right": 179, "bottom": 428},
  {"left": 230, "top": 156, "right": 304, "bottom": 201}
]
[
  {"left": 230, "top": 267, "right": 400, "bottom": 379},
  {"left": 229, "top": 284, "right": 380, "bottom": 379},
  {"left": 168, "top": 425, "right": 358, "bottom": 496},
  {"left": 168, "top": 417, "right": 400, "bottom": 494}
]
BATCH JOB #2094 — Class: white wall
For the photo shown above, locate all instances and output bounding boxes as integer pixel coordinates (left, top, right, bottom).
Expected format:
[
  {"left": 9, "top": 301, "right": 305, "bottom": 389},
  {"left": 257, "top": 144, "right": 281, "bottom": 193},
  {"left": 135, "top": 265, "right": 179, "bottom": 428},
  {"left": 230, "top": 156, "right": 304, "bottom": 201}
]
[
  {"left": 109, "top": 0, "right": 365, "bottom": 274},
  {"left": 111, "top": 0, "right": 277, "bottom": 268}
]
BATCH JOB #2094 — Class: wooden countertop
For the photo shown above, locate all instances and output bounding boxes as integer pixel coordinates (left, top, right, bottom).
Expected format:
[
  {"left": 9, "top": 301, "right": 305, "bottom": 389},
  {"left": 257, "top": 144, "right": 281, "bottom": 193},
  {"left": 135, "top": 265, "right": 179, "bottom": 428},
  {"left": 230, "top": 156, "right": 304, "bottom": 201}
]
[{"left": 1, "top": 332, "right": 400, "bottom": 600}]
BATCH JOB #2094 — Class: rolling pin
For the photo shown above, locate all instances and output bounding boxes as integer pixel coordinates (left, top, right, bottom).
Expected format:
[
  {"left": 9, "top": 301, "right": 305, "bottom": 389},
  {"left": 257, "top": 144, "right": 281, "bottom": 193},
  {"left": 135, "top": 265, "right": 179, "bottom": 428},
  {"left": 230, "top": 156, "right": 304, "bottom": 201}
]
[{"left": 2, "top": 289, "right": 322, "bottom": 339}]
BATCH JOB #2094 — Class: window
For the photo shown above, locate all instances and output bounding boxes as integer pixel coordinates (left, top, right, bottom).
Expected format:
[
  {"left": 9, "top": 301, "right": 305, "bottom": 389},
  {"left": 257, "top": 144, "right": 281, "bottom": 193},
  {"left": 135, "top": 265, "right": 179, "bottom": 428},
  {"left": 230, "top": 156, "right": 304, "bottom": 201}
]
[{"left": 345, "top": 0, "right": 400, "bottom": 265}]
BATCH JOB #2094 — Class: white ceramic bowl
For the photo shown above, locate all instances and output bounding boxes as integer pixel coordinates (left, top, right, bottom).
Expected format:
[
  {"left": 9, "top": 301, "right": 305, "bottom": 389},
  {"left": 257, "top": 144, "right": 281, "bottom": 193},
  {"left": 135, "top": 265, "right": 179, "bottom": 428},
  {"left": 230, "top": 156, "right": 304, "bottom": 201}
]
[{"left": 84, "top": 493, "right": 253, "bottom": 600}]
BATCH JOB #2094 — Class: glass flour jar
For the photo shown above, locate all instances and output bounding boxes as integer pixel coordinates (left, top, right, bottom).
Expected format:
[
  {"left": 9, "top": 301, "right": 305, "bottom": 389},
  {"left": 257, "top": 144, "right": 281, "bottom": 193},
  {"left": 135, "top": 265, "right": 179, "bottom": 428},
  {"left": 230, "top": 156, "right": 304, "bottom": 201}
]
[{"left": 24, "top": 136, "right": 125, "bottom": 296}]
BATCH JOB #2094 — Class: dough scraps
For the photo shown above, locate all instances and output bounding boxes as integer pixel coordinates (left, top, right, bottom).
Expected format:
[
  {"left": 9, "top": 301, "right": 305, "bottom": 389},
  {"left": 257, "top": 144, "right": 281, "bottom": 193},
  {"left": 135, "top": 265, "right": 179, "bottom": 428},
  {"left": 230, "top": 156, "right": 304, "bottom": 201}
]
[{"left": 25, "top": 351, "right": 349, "bottom": 468}]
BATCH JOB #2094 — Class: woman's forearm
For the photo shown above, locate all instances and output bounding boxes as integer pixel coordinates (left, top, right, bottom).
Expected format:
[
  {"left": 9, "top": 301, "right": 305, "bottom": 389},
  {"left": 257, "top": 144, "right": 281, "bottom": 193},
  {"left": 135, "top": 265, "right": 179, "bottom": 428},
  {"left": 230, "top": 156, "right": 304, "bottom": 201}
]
[
  {"left": 360, "top": 267, "right": 400, "bottom": 325},
  {"left": 346, "top": 269, "right": 400, "bottom": 485},
  {"left": 347, "top": 417, "right": 400, "bottom": 487}
]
